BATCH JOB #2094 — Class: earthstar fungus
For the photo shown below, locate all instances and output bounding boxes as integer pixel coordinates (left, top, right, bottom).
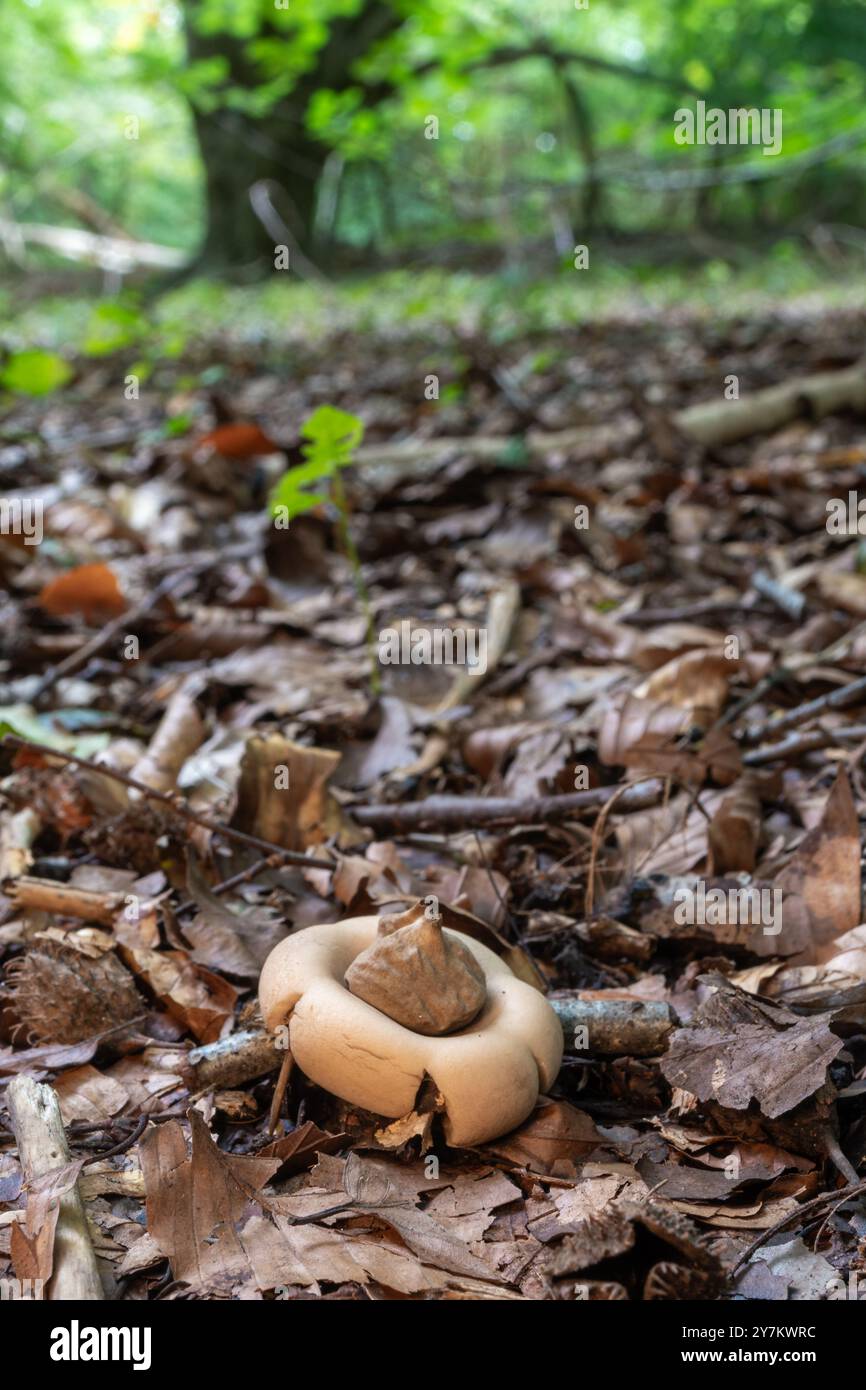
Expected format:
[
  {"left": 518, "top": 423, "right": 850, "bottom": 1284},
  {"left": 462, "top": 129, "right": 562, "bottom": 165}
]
[{"left": 258, "top": 900, "right": 563, "bottom": 1145}]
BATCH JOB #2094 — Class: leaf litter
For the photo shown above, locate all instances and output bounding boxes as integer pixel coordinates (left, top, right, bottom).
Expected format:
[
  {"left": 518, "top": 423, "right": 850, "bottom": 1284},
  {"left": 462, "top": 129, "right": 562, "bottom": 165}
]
[{"left": 1, "top": 308, "right": 866, "bottom": 1300}]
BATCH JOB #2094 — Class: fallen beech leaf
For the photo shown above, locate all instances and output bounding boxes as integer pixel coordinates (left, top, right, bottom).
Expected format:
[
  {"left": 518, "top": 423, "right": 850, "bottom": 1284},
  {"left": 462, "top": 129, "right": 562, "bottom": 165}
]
[
  {"left": 11, "top": 1160, "right": 86, "bottom": 1288},
  {"left": 661, "top": 975, "right": 843, "bottom": 1118},
  {"left": 776, "top": 767, "right": 861, "bottom": 963},
  {"left": 482, "top": 1098, "right": 603, "bottom": 1174},
  {"left": 38, "top": 562, "right": 125, "bottom": 622},
  {"left": 232, "top": 734, "right": 341, "bottom": 851},
  {"left": 634, "top": 648, "right": 737, "bottom": 722},
  {"left": 259, "top": 1121, "right": 349, "bottom": 1176},
  {"left": 631, "top": 623, "right": 732, "bottom": 672},
  {"left": 119, "top": 944, "right": 236, "bottom": 1043},
  {"left": 708, "top": 772, "right": 762, "bottom": 873},
  {"left": 598, "top": 691, "right": 690, "bottom": 767},
  {"left": 194, "top": 422, "right": 280, "bottom": 458},
  {"left": 140, "top": 1110, "right": 281, "bottom": 1291}
]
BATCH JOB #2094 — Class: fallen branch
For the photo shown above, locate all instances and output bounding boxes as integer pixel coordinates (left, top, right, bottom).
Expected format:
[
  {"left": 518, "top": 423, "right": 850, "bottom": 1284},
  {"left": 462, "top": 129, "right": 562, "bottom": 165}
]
[
  {"left": 6, "top": 1074, "right": 104, "bottom": 1300},
  {"left": 744, "top": 723, "right": 866, "bottom": 765},
  {"left": 200, "top": 996, "right": 676, "bottom": 1090},
  {"left": 743, "top": 674, "right": 866, "bottom": 745},
  {"left": 551, "top": 995, "right": 677, "bottom": 1057},
  {"left": 673, "top": 357, "right": 866, "bottom": 448},
  {"left": 187, "top": 1028, "right": 283, "bottom": 1090},
  {"left": 5, "top": 876, "right": 124, "bottom": 924},
  {"left": 352, "top": 780, "right": 664, "bottom": 834}
]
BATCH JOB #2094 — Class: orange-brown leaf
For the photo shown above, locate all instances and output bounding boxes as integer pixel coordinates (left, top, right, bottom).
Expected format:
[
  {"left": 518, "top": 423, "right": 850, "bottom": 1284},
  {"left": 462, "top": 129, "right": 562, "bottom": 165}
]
[
  {"left": 194, "top": 423, "right": 280, "bottom": 458},
  {"left": 38, "top": 563, "right": 126, "bottom": 622}
]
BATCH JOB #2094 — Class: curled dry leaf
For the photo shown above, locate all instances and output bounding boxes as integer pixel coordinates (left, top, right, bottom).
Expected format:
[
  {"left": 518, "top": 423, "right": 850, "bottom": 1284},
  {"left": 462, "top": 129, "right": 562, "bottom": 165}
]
[
  {"left": 660, "top": 975, "right": 843, "bottom": 1118},
  {"left": 193, "top": 422, "right": 281, "bottom": 458},
  {"left": 776, "top": 767, "right": 861, "bottom": 964},
  {"left": 232, "top": 734, "right": 341, "bottom": 851},
  {"left": 38, "top": 562, "right": 126, "bottom": 622},
  {"left": 634, "top": 647, "right": 738, "bottom": 722},
  {"left": 130, "top": 685, "right": 205, "bottom": 794},
  {"left": 598, "top": 691, "right": 690, "bottom": 767},
  {"left": 708, "top": 772, "right": 762, "bottom": 873},
  {"left": 345, "top": 900, "right": 487, "bottom": 1035},
  {"left": 631, "top": 623, "right": 732, "bottom": 673}
]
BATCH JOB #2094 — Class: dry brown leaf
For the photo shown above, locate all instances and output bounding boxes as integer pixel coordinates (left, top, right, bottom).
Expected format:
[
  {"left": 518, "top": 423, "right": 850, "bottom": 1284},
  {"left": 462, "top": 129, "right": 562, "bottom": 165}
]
[
  {"left": 709, "top": 772, "right": 762, "bottom": 873},
  {"left": 139, "top": 1110, "right": 281, "bottom": 1291},
  {"left": 38, "top": 562, "right": 126, "bottom": 622},
  {"left": 119, "top": 944, "right": 237, "bottom": 1043},
  {"left": 661, "top": 976, "right": 843, "bottom": 1119},
  {"left": 634, "top": 647, "right": 738, "bottom": 721},
  {"left": 482, "top": 1098, "right": 603, "bottom": 1175},
  {"left": 598, "top": 691, "right": 690, "bottom": 767},
  {"left": 776, "top": 767, "right": 861, "bottom": 963},
  {"left": 232, "top": 734, "right": 341, "bottom": 851}
]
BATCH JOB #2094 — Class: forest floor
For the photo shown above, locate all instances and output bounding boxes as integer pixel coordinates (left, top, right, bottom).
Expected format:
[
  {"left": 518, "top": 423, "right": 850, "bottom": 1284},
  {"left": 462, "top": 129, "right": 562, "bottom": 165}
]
[{"left": 1, "top": 296, "right": 866, "bottom": 1301}]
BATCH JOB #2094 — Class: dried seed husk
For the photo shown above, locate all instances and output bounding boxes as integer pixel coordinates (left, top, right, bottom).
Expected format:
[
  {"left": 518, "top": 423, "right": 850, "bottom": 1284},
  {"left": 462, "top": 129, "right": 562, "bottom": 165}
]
[
  {"left": 345, "top": 901, "right": 486, "bottom": 1036},
  {"left": 3, "top": 938, "right": 143, "bottom": 1044}
]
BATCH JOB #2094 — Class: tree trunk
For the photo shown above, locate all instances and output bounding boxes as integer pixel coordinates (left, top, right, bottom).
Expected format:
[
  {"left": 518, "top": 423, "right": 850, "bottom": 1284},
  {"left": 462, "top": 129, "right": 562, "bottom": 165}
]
[
  {"left": 189, "top": 104, "right": 328, "bottom": 272},
  {"left": 181, "top": 1, "right": 404, "bottom": 275}
]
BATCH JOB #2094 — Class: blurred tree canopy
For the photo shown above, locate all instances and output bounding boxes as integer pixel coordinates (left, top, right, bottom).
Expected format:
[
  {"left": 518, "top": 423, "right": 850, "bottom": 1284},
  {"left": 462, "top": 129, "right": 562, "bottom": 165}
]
[{"left": 1, "top": 0, "right": 865, "bottom": 277}]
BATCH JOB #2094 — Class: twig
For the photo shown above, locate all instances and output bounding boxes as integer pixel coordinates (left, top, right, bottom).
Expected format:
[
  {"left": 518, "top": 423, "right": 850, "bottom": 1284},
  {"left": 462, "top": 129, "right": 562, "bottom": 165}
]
[
  {"left": 267, "top": 1050, "right": 294, "bottom": 1135},
  {"left": 5, "top": 876, "right": 124, "bottom": 922},
  {"left": 743, "top": 674, "right": 866, "bottom": 744},
  {"left": 175, "top": 853, "right": 283, "bottom": 916},
  {"left": 6, "top": 1074, "right": 104, "bottom": 1300},
  {"left": 81, "top": 1114, "right": 148, "bottom": 1167},
  {"left": 744, "top": 722, "right": 866, "bottom": 765},
  {"left": 731, "top": 1178, "right": 866, "bottom": 1275},
  {"left": 1, "top": 734, "right": 335, "bottom": 871},
  {"left": 352, "top": 779, "right": 664, "bottom": 835},
  {"left": 751, "top": 570, "right": 806, "bottom": 622}
]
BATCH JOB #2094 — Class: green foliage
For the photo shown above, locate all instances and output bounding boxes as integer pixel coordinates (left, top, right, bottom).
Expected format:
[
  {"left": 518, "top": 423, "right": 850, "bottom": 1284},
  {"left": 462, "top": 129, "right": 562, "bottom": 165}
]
[
  {"left": 1, "top": 0, "right": 865, "bottom": 272},
  {"left": 269, "top": 405, "right": 365, "bottom": 521},
  {"left": 0, "top": 350, "right": 72, "bottom": 396},
  {"left": 83, "top": 302, "right": 149, "bottom": 357}
]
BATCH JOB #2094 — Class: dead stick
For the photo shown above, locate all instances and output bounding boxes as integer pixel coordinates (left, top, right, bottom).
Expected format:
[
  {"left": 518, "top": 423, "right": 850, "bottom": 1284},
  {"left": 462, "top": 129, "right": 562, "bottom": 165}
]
[
  {"left": 204, "top": 998, "right": 676, "bottom": 1084},
  {"left": 187, "top": 1028, "right": 282, "bottom": 1090},
  {"left": 744, "top": 723, "right": 866, "bottom": 765},
  {"left": 1, "top": 735, "right": 335, "bottom": 871},
  {"left": 732, "top": 1178, "right": 866, "bottom": 1276},
  {"left": 744, "top": 674, "right": 866, "bottom": 744},
  {"left": 175, "top": 853, "right": 283, "bottom": 917},
  {"left": 352, "top": 779, "right": 664, "bottom": 835},
  {"left": 551, "top": 996, "right": 677, "bottom": 1057},
  {"left": 268, "top": 1050, "right": 294, "bottom": 1134},
  {"left": 6, "top": 876, "right": 124, "bottom": 923},
  {"left": 7, "top": 1074, "right": 104, "bottom": 1300}
]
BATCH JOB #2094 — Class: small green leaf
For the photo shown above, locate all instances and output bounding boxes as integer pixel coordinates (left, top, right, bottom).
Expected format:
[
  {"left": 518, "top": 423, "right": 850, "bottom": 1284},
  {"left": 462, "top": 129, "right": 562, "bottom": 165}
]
[
  {"left": 83, "top": 302, "right": 147, "bottom": 357},
  {"left": 1, "top": 350, "right": 72, "bottom": 397},
  {"left": 269, "top": 405, "right": 364, "bottom": 522}
]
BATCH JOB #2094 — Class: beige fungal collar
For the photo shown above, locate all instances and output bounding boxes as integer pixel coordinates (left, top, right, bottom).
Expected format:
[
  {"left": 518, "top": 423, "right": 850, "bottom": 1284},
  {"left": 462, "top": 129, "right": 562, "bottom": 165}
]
[{"left": 259, "top": 910, "right": 563, "bottom": 1146}]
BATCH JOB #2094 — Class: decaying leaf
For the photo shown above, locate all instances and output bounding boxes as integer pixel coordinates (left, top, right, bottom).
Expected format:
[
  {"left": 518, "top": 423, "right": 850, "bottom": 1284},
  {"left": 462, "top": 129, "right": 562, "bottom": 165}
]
[{"left": 661, "top": 975, "right": 844, "bottom": 1118}]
